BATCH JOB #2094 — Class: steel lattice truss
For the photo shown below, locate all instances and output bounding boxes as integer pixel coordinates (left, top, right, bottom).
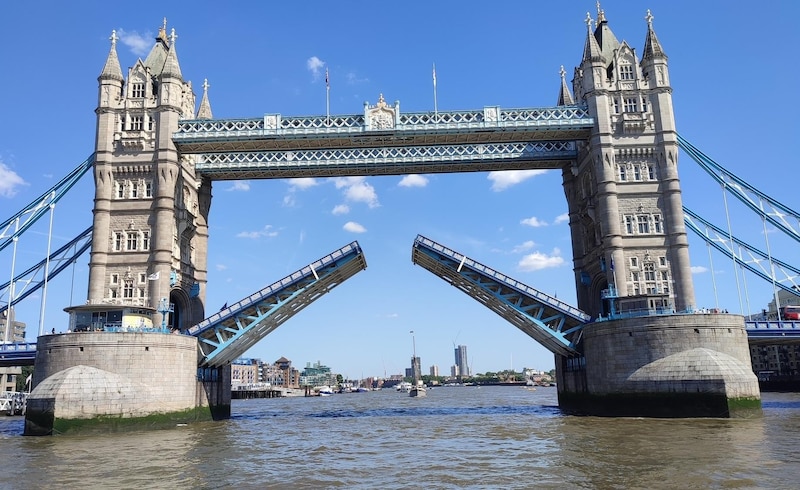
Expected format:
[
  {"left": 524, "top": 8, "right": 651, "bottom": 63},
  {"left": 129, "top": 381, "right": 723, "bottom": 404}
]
[
  {"left": 678, "top": 135, "right": 800, "bottom": 243},
  {"left": 683, "top": 208, "right": 800, "bottom": 297},
  {"left": 0, "top": 226, "right": 93, "bottom": 317},
  {"left": 745, "top": 321, "right": 800, "bottom": 345},
  {"left": 195, "top": 141, "right": 577, "bottom": 180},
  {"left": 188, "top": 242, "right": 367, "bottom": 367},
  {"left": 0, "top": 154, "right": 94, "bottom": 253},
  {"left": 173, "top": 105, "right": 593, "bottom": 153},
  {"left": 411, "top": 235, "right": 588, "bottom": 357}
]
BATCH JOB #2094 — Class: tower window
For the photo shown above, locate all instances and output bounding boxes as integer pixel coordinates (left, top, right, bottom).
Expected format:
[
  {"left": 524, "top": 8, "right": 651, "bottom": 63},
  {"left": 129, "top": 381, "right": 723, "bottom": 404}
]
[
  {"left": 648, "top": 164, "right": 656, "bottom": 180},
  {"left": 637, "top": 215, "right": 649, "bottom": 234},
  {"left": 612, "top": 98, "right": 620, "bottom": 114},
  {"left": 659, "top": 256, "right": 667, "bottom": 267},
  {"left": 619, "top": 65, "right": 634, "bottom": 80},
  {"left": 139, "top": 273, "right": 146, "bottom": 284},
  {"left": 111, "top": 274, "right": 119, "bottom": 285},
  {"left": 633, "top": 165, "right": 642, "bottom": 181},
  {"left": 126, "top": 232, "right": 138, "bottom": 251},
  {"left": 132, "top": 83, "right": 145, "bottom": 98},
  {"left": 145, "top": 181, "right": 153, "bottom": 198},
  {"left": 624, "top": 97, "right": 638, "bottom": 113},
  {"left": 618, "top": 165, "right": 627, "bottom": 181},
  {"left": 653, "top": 215, "right": 663, "bottom": 233},
  {"left": 123, "top": 281, "right": 134, "bottom": 298},
  {"left": 116, "top": 181, "right": 124, "bottom": 199},
  {"left": 142, "top": 231, "right": 150, "bottom": 251},
  {"left": 130, "top": 181, "right": 139, "bottom": 199},
  {"left": 131, "top": 116, "right": 143, "bottom": 131},
  {"left": 630, "top": 257, "right": 638, "bottom": 268},
  {"left": 624, "top": 215, "right": 634, "bottom": 234},
  {"left": 114, "top": 232, "right": 123, "bottom": 251}
]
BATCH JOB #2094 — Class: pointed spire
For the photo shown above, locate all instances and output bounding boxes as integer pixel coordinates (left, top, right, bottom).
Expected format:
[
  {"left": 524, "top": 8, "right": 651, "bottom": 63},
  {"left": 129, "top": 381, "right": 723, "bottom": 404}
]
[
  {"left": 582, "top": 12, "right": 605, "bottom": 64},
  {"left": 157, "top": 17, "right": 169, "bottom": 45},
  {"left": 642, "top": 10, "right": 667, "bottom": 60},
  {"left": 197, "top": 79, "right": 213, "bottom": 119},
  {"left": 557, "top": 66, "right": 574, "bottom": 106},
  {"left": 99, "top": 30, "right": 124, "bottom": 81},
  {"left": 161, "top": 28, "right": 183, "bottom": 79}
]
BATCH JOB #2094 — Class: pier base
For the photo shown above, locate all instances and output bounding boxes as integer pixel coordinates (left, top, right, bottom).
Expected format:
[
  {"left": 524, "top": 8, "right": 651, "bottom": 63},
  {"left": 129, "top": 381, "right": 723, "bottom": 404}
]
[
  {"left": 556, "top": 313, "right": 762, "bottom": 418},
  {"left": 24, "top": 332, "right": 231, "bottom": 435}
]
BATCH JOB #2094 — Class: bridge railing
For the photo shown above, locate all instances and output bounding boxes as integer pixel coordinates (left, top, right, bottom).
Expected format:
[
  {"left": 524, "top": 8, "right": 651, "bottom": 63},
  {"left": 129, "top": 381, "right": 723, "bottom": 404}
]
[
  {"left": 174, "top": 106, "right": 592, "bottom": 139},
  {"left": 0, "top": 342, "right": 37, "bottom": 353},
  {"left": 188, "top": 241, "right": 361, "bottom": 335},
  {"left": 414, "top": 235, "right": 591, "bottom": 322},
  {"left": 745, "top": 321, "right": 800, "bottom": 332}
]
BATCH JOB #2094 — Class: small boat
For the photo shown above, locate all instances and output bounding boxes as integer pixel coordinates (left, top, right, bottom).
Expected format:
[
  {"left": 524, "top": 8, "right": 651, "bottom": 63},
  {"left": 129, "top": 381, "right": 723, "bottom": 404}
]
[
  {"left": 317, "top": 386, "right": 334, "bottom": 396},
  {"left": 409, "top": 379, "right": 427, "bottom": 398},
  {"left": 396, "top": 381, "right": 412, "bottom": 393}
]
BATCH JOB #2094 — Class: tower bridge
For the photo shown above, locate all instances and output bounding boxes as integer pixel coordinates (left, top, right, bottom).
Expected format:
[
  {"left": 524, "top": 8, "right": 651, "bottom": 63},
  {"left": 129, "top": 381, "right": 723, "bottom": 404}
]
[{"left": 5, "top": 6, "right": 799, "bottom": 433}]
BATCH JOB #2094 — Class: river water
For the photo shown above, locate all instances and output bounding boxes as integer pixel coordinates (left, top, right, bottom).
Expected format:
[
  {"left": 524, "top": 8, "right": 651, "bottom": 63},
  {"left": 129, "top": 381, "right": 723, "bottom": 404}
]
[{"left": 1, "top": 386, "right": 798, "bottom": 489}]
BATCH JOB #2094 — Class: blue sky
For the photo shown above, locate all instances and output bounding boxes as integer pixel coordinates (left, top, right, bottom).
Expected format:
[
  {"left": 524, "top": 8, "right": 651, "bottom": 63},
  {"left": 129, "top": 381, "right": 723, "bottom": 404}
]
[{"left": 1, "top": 1, "right": 798, "bottom": 378}]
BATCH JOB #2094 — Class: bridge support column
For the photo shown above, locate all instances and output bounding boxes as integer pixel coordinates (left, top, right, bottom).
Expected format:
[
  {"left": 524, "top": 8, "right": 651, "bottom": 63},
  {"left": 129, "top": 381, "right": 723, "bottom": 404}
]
[
  {"left": 24, "top": 332, "right": 230, "bottom": 435},
  {"left": 556, "top": 313, "right": 761, "bottom": 418}
]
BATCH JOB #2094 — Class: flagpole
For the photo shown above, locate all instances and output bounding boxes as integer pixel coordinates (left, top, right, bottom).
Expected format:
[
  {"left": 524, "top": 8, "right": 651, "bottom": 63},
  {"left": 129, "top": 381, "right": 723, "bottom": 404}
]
[
  {"left": 325, "top": 67, "right": 330, "bottom": 125},
  {"left": 432, "top": 63, "right": 438, "bottom": 117}
]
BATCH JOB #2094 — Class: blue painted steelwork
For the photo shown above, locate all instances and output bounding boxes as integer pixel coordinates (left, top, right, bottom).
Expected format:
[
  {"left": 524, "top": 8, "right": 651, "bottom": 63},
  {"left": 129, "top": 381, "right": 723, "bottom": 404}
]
[
  {"left": 0, "top": 154, "right": 94, "bottom": 253},
  {"left": 0, "top": 342, "right": 37, "bottom": 367},
  {"left": 683, "top": 208, "right": 800, "bottom": 298},
  {"left": 173, "top": 105, "right": 594, "bottom": 154},
  {"left": 0, "top": 227, "right": 92, "bottom": 316},
  {"left": 678, "top": 135, "right": 800, "bottom": 243},
  {"left": 188, "top": 241, "right": 367, "bottom": 367},
  {"left": 194, "top": 141, "right": 577, "bottom": 180},
  {"left": 746, "top": 321, "right": 800, "bottom": 344},
  {"left": 411, "top": 235, "right": 589, "bottom": 357}
]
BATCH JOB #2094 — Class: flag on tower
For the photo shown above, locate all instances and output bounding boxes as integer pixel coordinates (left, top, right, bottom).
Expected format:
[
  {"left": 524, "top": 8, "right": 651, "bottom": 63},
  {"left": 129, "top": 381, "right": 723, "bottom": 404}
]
[
  {"left": 148, "top": 271, "right": 160, "bottom": 280},
  {"left": 432, "top": 63, "right": 438, "bottom": 116},
  {"left": 325, "top": 68, "right": 329, "bottom": 89},
  {"left": 432, "top": 63, "right": 437, "bottom": 87}
]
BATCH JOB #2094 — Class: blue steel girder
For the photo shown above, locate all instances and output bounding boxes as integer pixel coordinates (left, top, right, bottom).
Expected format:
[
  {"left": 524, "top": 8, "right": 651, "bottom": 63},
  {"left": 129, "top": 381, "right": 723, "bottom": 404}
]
[
  {"left": 411, "top": 235, "right": 589, "bottom": 357},
  {"left": 188, "top": 241, "right": 367, "bottom": 367},
  {"left": 172, "top": 105, "right": 594, "bottom": 154},
  {"left": 746, "top": 321, "right": 800, "bottom": 345},
  {"left": 0, "top": 342, "right": 37, "bottom": 367},
  {"left": 192, "top": 142, "right": 577, "bottom": 180}
]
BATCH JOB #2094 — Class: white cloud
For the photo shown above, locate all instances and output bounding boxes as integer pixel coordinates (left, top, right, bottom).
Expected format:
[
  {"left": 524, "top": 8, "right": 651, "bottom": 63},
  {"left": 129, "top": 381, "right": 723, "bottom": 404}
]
[
  {"left": 332, "top": 177, "right": 379, "bottom": 208},
  {"left": 307, "top": 56, "right": 325, "bottom": 78},
  {"left": 0, "top": 163, "right": 27, "bottom": 198},
  {"left": 487, "top": 169, "right": 548, "bottom": 191},
  {"left": 554, "top": 213, "right": 569, "bottom": 224},
  {"left": 283, "top": 194, "right": 295, "bottom": 207},
  {"left": 225, "top": 181, "right": 250, "bottom": 192},
  {"left": 691, "top": 266, "right": 709, "bottom": 274},
  {"left": 521, "top": 216, "right": 547, "bottom": 227},
  {"left": 512, "top": 240, "right": 536, "bottom": 253},
  {"left": 237, "top": 225, "right": 279, "bottom": 239},
  {"left": 343, "top": 221, "right": 367, "bottom": 233},
  {"left": 289, "top": 178, "right": 318, "bottom": 190},
  {"left": 398, "top": 174, "right": 428, "bottom": 187},
  {"left": 117, "top": 29, "right": 152, "bottom": 57},
  {"left": 215, "top": 264, "right": 228, "bottom": 271},
  {"left": 518, "top": 248, "right": 565, "bottom": 271},
  {"left": 332, "top": 204, "right": 350, "bottom": 215}
]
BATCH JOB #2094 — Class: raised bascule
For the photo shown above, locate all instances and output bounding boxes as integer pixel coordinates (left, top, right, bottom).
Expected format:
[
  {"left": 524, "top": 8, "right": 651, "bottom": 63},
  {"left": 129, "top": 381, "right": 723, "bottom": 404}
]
[{"left": 20, "top": 6, "right": 766, "bottom": 434}]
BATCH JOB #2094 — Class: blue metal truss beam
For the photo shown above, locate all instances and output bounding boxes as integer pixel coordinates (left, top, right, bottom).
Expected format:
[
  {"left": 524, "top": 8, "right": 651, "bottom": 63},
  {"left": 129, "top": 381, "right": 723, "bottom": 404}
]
[
  {"left": 0, "top": 154, "right": 94, "bottom": 253},
  {"left": 684, "top": 207, "right": 800, "bottom": 298},
  {"left": 678, "top": 134, "right": 800, "bottom": 243},
  {"left": 0, "top": 342, "right": 37, "bottom": 367},
  {"left": 0, "top": 226, "right": 93, "bottom": 316},
  {"left": 193, "top": 142, "right": 577, "bottom": 180},
  {"left": 188, "top": 241, "right": 367, "bottom": 367},
  {"left": 746, "top": 321, "right": 800, "bottom": 345},
  {"left": 411, "top": 235, "right": 588, "bottom": 357}
]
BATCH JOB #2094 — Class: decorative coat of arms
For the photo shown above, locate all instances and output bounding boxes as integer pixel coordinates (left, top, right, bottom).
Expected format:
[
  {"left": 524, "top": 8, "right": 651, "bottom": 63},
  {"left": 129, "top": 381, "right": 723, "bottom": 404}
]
[{"left": 365, "top": 94, "right": 397, "bottom": 130}]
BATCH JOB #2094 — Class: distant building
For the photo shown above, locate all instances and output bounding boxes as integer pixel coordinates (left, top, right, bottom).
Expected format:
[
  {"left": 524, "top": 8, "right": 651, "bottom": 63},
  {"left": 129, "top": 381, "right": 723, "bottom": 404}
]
[
  {"left": 429, "top": 365, "right": 439, "bottom": 377},
  {"left": 263, "top": 357, "right": 301, "bottom": 388},
  {"left": 455, "top": 345, "right": 469, "bottom": 378},
  {"left": 299, "top": 361, "right": 337, "bottom": 388},
  {"left": 231, "top": 358, "right": 260, "bottom": 387},
  {"left": 1, "top": 309, "right": 26, "bottom": 343},
  {"left": 1, "top": 366, "right": 22, "bottom": 392},
  {"left": 409, "top": 355, "right": 421, "bottom": 380},
  {"left": 451, "top": 365, "right": 459, "bottom": 377}
]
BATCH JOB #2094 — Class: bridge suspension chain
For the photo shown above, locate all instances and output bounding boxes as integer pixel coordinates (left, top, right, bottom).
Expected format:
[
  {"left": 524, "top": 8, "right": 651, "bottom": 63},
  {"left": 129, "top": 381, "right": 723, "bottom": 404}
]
[
  {"left": 683, "top": 207, "right": 799, "bottom": 298},
  {"left": 0, "top": 154, "right": 94, "bottom": 253},
  {"left": 0, "top": 226, "right": 92, "bottom": 316},
  {"left": 677, "top": 135, "right": 800, "bottom": 243}
]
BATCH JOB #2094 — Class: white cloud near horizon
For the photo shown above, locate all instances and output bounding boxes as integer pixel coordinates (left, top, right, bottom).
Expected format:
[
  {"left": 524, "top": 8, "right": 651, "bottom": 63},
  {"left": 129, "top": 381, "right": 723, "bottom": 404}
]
[
  {"left": 691, "top": 266, "right": 709, "bottom": 274},
  {"left": 554, "top": 213, "right": 569, "bottom": 224},
  {"left": 521, "top": 216, "right": 547, "bottom": 227},
  {"left": 237, "top": 225, "right": 279, "bottom": 239},
  {"left": 307, "top": 56, "right": 325, "bottom": 79},
  {"left": 332, "top": 204, "right": 350, "bottom": 215},
  {"left": 225, "top": 181, "right": 251, "bottom": 192}
]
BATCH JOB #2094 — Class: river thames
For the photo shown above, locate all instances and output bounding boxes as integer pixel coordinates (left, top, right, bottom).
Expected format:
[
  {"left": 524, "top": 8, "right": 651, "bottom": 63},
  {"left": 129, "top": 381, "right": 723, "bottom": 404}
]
[{"left": 1, "top": 386, "right": 798, "bottom": 489}]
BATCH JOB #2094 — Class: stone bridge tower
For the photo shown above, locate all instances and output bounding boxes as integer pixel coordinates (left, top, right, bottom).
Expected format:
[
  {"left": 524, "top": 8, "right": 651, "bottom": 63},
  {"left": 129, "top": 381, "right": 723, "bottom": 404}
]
[
  {"left": 561, "top": 8, "right": 695, "bottom": 318},
  {"left": 88, "top": 22, "right": 213, "bottom": 329}
]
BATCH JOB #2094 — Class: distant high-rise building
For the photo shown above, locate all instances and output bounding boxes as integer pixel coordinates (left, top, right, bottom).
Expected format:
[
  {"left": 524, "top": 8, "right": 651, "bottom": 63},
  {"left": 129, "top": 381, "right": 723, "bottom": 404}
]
[
  {"left": 455, "top": 345, "right": 469, "bottom": 378},
  {"left": 429, "top": 365, "right": 439, "bottom": 377},
  {"left": 410, "top": 356, "right": 421, "bottom": 381}
]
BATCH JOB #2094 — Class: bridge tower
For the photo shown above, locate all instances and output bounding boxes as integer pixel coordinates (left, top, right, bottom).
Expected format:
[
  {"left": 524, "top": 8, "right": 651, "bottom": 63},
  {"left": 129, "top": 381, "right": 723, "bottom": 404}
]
[
  {"left": 90, "top": 22, "right": 212, "bottom": 329},
  {"left": 563, "top": 8, "right": 695, "bottom": 318}
]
